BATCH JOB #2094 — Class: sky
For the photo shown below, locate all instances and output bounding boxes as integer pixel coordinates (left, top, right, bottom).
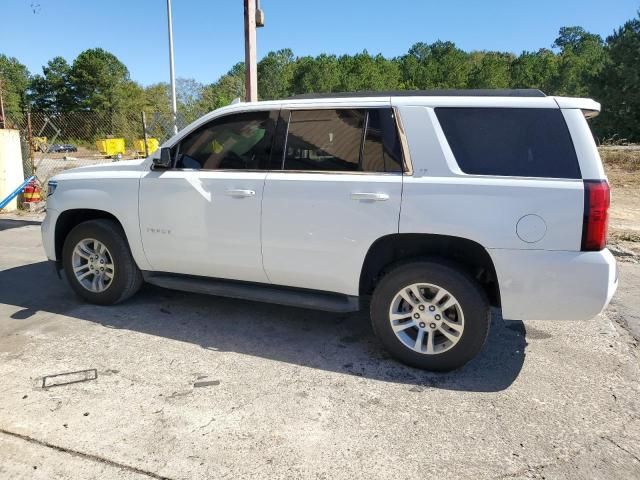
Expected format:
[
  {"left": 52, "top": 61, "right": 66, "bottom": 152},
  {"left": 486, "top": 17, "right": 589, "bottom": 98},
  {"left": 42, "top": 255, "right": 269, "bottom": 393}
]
[{"left": 1, "top": 0, "right": 638, "bottom": 86}]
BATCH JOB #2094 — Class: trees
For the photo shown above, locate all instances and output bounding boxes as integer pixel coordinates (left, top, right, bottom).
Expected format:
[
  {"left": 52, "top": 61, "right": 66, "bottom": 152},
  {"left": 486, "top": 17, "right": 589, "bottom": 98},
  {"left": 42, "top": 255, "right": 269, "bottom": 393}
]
[
  {"left": 29, "top": 56, "right": 72, "bottom": 113},
  {"left": 337, "top": 51, "right": 401, "bottom": 91},
  {"left": 0, "top": 54, "right": 30, "bottom": 124},
  {"left": 511, "top": 49, "right": 558, "bottom": 92},
  {"left": 197, "top": 63, "right": 245, "bottom": 113},
  {"left": 68, "top": 48, "right": 133, "bottom": 113},
  {"left": 291, "top": 54, "right": 341, "bottom": 94},
  {"left": 592, "top": 13, "right": 640, "bottom": 142},
  {"left": 552, "top": 26, "right": 606, "bottom": 96},
  {"left": 399, "top": 41, "right": 471, "bottom": 89},
  {"left": 468, "top": 51, "right": 514, "bottom": 89},
  {"left": 258, "top": 48, "right": 295, "bottom": 99}
]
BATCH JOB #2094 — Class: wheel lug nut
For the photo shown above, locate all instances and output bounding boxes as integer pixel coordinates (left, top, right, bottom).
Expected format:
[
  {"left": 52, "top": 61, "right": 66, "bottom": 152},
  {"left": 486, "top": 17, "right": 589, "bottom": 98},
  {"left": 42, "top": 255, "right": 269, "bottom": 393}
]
[
  {"left": 419, "top": 322, "right": 426, "bottom": 328},
  {"left": 435, "top": 315, "right": 441, "bottom": 320},
  {"left": 429, "top": 306, "right": 435, "bottom": 311},
  {"left": 430, "top": 323, "right": 437, "bottom": 329},
  {"left": 413, "top": 313, "right": 420, "bottom": 319},
  {"left": 418, "top": 305, "right": 425, "bottom": 311}
]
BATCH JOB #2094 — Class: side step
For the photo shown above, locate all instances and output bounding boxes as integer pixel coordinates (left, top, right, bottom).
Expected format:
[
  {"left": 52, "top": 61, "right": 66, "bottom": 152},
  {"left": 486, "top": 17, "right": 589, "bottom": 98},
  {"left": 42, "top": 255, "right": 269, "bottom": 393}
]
[{"left": 142, "top": 272, "right": 361, "bottom": 313}]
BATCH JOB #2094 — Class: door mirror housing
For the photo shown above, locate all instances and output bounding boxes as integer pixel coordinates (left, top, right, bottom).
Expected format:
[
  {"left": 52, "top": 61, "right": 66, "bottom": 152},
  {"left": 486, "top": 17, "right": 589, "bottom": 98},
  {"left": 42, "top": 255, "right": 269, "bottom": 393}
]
[{"left": 153, "top": 147, "right": 172, "bottom": 169}]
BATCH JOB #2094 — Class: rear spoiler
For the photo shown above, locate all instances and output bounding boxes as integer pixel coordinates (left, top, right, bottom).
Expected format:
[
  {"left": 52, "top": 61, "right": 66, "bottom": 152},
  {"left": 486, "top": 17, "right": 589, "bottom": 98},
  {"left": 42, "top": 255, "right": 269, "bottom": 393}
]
[{"left": 552, "top": 96, "right": 601, "bottom": 119}]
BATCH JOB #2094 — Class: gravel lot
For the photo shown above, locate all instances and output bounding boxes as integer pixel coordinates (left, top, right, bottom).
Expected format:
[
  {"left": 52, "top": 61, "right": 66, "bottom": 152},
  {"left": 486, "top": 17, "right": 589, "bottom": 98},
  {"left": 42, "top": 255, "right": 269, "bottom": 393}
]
[{"left": 1, "top": 214, "right": 640, "bottom": 480}]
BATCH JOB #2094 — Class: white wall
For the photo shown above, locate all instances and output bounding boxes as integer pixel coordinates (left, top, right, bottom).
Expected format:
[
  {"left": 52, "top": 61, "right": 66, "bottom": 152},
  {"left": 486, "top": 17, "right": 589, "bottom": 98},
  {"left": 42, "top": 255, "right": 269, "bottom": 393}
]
[{"left": 0, "top": 130, "right": 25, "bottom": 212}]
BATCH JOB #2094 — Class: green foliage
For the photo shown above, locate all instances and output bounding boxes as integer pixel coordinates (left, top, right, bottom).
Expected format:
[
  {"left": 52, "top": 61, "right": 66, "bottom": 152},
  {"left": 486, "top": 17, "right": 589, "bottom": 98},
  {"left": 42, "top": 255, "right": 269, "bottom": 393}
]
[
  {"left": 510, "top": 49, "right": 558, "bottom": 91},
  {"left": 592, "top": 13, "right": 640, "bottom": 142},
  {"left": 468, "top": 52, "right": 514, "bottom": 89},
  {"left": 196, "top": 62, "right": 245, "bottom": 112},
  {"left": 69, "top": 48, "right": 132, "bottom": 113},
  {"left": 0, "top": 54, "right": 30, "bottom": 124},
  {"left": 552, "top": 26, "right": 606, "bottom": 96},
  {"left": 258, "top": 49, "right": 295, "bottom": 99},
  {"left": 399, "top": 41, "right": 471, "bottom": 89},
  {"left": 337, "top": 51, "right": 401, "bottom": 91},
  {"left": 29, "top": 56, "right": 72, "bottom": 113},
  {"left": 292, "top": 54, "right": 341, "bottom": 94}
]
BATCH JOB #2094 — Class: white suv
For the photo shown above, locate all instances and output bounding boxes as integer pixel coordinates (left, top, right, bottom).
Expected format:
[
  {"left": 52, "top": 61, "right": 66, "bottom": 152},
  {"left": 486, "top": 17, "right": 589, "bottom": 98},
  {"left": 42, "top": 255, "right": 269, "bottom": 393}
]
[{"left": 41, "top": 89, "right": 618, "bottom": 371}]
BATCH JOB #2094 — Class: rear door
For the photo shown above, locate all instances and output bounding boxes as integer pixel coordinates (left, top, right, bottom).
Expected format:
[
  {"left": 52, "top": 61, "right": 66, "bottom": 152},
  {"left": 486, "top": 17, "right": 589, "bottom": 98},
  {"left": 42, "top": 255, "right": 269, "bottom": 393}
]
[
  {"left": 261, "top": 107, "right": 405, "bottom": 296},
  {"left": 139, "top": 110, "right": 277, "bottom": 282}
]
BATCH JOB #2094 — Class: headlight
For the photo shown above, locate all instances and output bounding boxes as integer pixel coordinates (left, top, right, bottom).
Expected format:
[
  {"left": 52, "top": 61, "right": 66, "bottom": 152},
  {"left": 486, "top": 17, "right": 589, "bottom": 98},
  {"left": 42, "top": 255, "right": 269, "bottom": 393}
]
[{"left": 47, "top": 180, "right": 58, "bottom": 196}]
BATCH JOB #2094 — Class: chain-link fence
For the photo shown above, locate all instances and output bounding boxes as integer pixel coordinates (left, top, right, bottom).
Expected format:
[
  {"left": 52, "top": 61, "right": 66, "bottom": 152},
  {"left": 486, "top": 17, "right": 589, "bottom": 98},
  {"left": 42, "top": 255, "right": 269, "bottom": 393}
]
[{"left": 8, "top": 110, "right": 205, "bottom": 187}]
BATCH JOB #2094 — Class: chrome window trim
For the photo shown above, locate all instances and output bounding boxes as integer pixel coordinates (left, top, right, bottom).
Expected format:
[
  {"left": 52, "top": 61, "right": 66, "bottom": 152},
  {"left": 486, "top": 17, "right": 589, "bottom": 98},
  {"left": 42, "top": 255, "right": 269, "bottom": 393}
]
[{"left": 270, "top": 170, "right": 403, "bottom": 176}]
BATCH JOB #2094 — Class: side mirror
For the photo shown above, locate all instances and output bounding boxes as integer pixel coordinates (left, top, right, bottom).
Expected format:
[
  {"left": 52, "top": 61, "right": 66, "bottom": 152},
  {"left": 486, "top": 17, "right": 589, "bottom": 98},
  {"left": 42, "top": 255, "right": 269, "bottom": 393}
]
[{"left": 153, "top": 147, "right": 172, "bottom": 169}]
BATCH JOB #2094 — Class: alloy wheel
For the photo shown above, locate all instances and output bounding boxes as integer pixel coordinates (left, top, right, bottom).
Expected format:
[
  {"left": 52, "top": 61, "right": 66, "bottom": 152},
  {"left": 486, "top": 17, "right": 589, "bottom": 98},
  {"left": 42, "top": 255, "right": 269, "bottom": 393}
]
[
  {"left": 71, "top": 238, "right": 115, "bottom": 293},
  {"left": 389, "top": 283, "right": 465, "bottom": 355}
]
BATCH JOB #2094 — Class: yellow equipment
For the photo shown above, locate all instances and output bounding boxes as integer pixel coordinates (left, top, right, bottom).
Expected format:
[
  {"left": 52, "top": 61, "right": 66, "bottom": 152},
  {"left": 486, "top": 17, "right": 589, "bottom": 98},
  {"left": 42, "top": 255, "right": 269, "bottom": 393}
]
[
  {"left": 32, "top": 137, "right": 48, "bottom": 152},
  {"left": 134, "top": 138, "right": 160, "bottom": 156},
  {"left": 96, "top": 138, "right": 126, "bottom": 157}
]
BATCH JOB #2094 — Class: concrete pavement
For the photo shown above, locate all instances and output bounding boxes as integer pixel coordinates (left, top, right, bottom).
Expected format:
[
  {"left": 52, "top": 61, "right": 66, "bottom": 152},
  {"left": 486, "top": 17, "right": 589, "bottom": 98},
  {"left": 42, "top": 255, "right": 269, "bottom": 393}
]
[{"left": 1, "top": 214, "right": 639, "bottom": 479}]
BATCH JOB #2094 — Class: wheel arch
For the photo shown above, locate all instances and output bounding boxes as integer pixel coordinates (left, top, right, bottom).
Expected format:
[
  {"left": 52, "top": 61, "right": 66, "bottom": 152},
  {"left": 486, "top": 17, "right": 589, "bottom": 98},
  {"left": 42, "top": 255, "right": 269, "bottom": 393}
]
[
  {"left": 359, "top": 233, "right": 501, "bottom": 307},
  {"left": 54, "top": 209, "right": 126, "bottom": 262}
]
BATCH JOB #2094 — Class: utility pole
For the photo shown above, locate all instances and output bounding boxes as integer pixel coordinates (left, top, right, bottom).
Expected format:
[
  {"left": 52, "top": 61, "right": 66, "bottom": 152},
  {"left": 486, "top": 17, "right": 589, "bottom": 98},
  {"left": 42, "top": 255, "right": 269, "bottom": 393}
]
[
  {"left": 244, "top": 0, "right": 264, "bottom": 102},
  {"left": 166, "top": 0, "right": 178, "bottom": 135}
]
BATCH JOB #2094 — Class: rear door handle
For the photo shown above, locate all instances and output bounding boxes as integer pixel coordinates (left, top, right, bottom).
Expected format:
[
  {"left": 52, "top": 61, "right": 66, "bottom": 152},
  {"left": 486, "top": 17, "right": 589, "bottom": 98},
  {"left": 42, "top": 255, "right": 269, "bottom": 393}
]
[
  {"left": 351, "top": 192, "right": 389, "bottom": 201},
  {"left": 225, "top": 189, "right": 256, "bottom": 198}
]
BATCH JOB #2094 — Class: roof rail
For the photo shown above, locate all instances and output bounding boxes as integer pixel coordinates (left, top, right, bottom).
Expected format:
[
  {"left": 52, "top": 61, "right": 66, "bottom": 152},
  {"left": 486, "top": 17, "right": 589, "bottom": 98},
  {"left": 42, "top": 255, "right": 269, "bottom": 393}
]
[{"left": 289, "top": 89, "right": 546, "bottom": 99}]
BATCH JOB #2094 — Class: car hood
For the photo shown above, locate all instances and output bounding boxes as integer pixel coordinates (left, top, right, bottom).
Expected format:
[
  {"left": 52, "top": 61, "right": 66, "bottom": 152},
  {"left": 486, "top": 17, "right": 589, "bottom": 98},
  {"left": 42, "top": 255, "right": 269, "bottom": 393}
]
[{"left": 50, "top": 158, "right": 148, "bottom": 181}]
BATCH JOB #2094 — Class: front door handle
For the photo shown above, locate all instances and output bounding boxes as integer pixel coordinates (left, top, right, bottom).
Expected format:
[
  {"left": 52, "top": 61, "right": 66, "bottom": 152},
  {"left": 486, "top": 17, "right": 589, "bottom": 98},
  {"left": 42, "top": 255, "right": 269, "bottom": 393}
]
[
  {"left": 351, "top": 192, "right": 389, "bottom": 201},
  {"left": 225, "top": 189, "right": 256, "bottom": 198}
]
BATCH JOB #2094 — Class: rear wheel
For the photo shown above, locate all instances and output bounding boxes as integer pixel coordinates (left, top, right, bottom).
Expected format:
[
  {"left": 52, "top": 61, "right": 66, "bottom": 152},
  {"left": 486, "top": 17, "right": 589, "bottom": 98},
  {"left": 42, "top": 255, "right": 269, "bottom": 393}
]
[
  {"left": 62, "top": 219, "right": 143, "bottom": 305},
  {"left": 370, "top": 260, "right": 490, "bottom": 371}
]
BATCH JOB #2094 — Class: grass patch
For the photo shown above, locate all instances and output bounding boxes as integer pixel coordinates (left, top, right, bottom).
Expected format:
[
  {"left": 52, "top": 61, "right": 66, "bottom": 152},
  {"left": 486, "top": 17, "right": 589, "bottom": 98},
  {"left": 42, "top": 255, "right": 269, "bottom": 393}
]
[
  {"left": 610, "top": 230, "right": 640, "bottom": 243},
  {"left": 599, "top": 148, "right": 640, "bottom": 172}
]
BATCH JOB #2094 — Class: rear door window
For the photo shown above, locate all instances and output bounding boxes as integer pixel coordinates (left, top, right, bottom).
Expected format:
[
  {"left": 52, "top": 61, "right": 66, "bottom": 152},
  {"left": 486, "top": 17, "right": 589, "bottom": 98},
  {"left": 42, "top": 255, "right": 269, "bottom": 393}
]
[
  {"left": 282, "top": 108, "right": 403, "bottom": 173},
  {"left": 284, "top": 109, "right": 363, "bottom": 172},
  {"left": 363, "top": 108, "right": 404, "bottom": 173},
  {"left": 435, "top": 107, "right": 580, "bottom": 179}
]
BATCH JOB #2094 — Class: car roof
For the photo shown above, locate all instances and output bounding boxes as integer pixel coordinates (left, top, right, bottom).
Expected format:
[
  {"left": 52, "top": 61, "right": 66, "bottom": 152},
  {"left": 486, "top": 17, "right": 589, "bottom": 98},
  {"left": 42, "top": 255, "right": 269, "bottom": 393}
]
[
  {"left": 160, "top": 89, "right": 599, "bottom": 150},
  {"left": 289, "top": 89, "right": 546, "bottom": 99}
]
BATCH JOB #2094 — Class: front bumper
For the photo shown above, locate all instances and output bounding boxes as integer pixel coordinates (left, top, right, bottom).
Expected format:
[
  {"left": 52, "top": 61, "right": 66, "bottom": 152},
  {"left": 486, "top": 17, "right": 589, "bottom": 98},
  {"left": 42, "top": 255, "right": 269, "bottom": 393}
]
[
  {"left": 490, "top": 248, "right": 618, "bottom": 321},
  {"left": 41, "top": 208, "right": 59, "bottom": 261}
]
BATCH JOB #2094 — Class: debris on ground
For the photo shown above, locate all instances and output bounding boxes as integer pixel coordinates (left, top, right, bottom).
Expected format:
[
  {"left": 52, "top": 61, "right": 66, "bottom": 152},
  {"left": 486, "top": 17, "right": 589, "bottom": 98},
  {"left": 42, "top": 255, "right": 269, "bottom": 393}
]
[{"left": 41, "top": 369, "right": 98, "bottom": 388}]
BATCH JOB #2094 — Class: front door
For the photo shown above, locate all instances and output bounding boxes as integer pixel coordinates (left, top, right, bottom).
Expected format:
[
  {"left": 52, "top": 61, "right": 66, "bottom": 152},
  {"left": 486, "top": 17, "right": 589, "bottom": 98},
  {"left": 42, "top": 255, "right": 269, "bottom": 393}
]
[{"left": 139, "top": 110, "right": 277, "bottom": 283}]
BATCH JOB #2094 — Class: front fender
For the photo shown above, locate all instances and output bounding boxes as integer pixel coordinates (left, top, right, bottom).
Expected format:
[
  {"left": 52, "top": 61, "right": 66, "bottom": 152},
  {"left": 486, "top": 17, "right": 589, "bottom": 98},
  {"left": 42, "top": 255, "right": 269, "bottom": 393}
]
[{"left": 45, "top": 173, "right": 151, "bottom": 271}]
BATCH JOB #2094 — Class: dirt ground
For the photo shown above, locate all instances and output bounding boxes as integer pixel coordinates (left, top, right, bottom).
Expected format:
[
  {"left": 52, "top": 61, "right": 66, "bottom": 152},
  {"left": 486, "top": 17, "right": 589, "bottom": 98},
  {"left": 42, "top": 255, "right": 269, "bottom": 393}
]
[{"left": 602, "top": 147, "right": 640, "bottom": 257}]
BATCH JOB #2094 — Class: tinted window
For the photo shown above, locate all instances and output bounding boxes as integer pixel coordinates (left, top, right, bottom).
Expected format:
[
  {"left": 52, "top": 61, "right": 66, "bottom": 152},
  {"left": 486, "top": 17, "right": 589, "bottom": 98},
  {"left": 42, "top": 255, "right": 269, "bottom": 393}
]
[
  {"left": 435, "top": 108, "right": 580, "bottom": 179},
  {"left": 284, "top": 109, "right": 364, "bottom": 171},
  {"left": 363, "top": 109, "right": 403, "bottom": 172},
  {"left": 175, "top": 111, "right": 274, "bottom": 170},
  {"left": 283, "top": 108, "right": 403, "bottom": 173}
]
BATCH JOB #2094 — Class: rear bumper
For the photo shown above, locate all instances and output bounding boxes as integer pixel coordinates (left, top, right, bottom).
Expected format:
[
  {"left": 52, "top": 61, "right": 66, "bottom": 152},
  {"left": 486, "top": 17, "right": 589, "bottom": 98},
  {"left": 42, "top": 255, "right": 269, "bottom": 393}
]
[{"left": 490, "top": 248, "right": 618, "bottom": 321}]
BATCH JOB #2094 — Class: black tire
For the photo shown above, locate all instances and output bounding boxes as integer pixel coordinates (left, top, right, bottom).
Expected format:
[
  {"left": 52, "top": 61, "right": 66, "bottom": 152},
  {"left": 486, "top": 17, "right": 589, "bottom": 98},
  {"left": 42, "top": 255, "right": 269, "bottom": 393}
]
[
  {"left": 62, "top": 219, "right": 143, "bottom": 305},
  {"left": 370, "top": 260, "right": 490, "bottom": 372}
]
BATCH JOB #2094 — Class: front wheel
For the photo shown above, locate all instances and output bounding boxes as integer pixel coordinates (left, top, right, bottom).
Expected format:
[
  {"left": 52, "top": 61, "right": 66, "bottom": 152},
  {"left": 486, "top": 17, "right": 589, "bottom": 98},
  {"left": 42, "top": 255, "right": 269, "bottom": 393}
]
[
  {"left": 370, "top": 260, "right": 490, "bottom": 372},
  {"left": 62, "top": 219, "right": 143, "bottom": 305}
]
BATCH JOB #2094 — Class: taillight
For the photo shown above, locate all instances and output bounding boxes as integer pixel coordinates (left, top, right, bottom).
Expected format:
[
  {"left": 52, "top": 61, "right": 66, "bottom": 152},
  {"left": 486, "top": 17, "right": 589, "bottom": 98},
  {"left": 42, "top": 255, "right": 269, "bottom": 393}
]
[{"left": 581, "top": 180, "right": 610, "bottom": 251}]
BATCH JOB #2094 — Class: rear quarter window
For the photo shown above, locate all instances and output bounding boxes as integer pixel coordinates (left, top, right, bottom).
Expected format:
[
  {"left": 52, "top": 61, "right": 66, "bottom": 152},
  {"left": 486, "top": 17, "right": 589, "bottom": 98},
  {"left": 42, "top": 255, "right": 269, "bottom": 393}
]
[{"left": 435, "top": 107, "right": 581, "bottom": 179}]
